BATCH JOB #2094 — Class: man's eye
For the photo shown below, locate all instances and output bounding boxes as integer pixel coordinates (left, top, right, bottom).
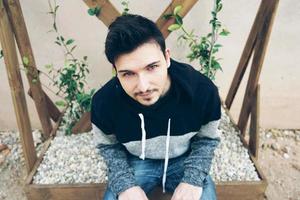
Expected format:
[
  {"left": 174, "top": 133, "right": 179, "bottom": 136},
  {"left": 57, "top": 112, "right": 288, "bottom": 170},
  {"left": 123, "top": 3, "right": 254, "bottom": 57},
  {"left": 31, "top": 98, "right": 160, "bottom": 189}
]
[
  {"left": 147, "top": 65, "right": 158, "bottom": 71},
  {"left": 122, "top": 72, "right": 134, "bottom": 77}
]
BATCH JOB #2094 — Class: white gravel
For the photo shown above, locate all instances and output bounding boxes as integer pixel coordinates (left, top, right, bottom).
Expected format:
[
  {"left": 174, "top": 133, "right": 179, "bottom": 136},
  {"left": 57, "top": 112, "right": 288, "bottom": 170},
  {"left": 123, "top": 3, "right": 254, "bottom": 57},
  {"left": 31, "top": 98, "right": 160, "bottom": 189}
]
[{"left": 32, "top": 107, "right": 260, "bottom": 184}]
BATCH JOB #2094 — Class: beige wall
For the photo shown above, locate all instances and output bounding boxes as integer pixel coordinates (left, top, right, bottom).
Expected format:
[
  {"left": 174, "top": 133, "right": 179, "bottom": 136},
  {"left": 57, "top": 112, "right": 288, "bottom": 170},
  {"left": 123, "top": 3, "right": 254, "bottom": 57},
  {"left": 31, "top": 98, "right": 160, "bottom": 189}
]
[{"left": 0, "top": 0, "right": 299, "bottom": 130}]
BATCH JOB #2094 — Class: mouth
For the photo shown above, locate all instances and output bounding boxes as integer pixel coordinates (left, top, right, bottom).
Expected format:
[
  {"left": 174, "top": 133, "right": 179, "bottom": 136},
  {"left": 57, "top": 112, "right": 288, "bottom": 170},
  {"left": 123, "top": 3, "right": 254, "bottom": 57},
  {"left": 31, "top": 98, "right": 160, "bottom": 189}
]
[{"left": 136, "top": 90, "right": 155, "bottom": 98}]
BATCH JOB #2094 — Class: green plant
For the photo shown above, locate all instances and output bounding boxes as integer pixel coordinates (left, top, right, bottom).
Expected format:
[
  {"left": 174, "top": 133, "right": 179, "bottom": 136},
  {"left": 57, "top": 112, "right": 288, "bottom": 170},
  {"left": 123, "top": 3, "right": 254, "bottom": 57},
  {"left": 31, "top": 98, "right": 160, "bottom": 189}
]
[
  {"left": 47, "top": 0, "right": 95, "bottom": 134},
  {"left": 88, "top": 6, "right": 101, "bottom": 16},
  {"left": 120, "top": 0, "right": 130, "bottom": 15},
  {"left": 165, "top": 0, "right": 229, "bottom": 80},
  {"left": 0, "top": 49, "right": 3, "bottom": 59}
]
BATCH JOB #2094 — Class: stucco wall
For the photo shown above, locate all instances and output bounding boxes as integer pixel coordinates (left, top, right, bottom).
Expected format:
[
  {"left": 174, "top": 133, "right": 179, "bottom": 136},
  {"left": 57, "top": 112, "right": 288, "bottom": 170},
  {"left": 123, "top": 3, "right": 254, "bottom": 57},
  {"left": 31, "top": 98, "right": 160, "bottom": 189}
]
[{"left": 0, "top": 0, "right": 299, "bottom": 130}]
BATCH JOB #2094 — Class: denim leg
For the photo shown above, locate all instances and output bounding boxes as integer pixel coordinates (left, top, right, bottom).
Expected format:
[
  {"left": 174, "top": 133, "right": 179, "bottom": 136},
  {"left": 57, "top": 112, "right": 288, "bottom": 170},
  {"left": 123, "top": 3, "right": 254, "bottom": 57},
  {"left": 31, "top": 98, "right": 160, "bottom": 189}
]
[
  {"left": 200, "top": 175, "right": 217, "bottom": 200},
  {"left": 103, "top": 154, "right": 162, "bottom": 200}
]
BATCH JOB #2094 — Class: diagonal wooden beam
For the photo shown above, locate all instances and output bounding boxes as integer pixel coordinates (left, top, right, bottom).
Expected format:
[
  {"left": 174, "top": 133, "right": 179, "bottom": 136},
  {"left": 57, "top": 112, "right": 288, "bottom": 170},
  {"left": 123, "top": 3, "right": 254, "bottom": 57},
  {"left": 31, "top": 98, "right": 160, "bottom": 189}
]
[
  {"left": 83, "top": 0, "right": 121, "bottom": 27},
  {"left": 4, "top": 0, "right": 53, "bottom": 139},
  {"left": 28, "top": 88, "right": 61, "bottom": 123},
  {"left": 225, "top": 0, "right": 269, "bottom": 110},
  {"left": 156, "top": 0, "right": 198, "bottom": 39},
  {"left": 0, "top": 0, "right": 37, "bottom": 173},
  {"left": 238, "top": 0, "right": 280, "bottom": 136}
]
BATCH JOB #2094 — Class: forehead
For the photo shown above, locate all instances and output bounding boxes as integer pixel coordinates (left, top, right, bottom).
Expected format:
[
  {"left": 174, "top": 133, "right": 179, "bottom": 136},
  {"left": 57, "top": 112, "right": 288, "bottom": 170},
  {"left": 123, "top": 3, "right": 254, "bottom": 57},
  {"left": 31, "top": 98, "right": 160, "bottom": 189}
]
[{"left": 115, "top": 42, "right": 164, "bottom": 71}]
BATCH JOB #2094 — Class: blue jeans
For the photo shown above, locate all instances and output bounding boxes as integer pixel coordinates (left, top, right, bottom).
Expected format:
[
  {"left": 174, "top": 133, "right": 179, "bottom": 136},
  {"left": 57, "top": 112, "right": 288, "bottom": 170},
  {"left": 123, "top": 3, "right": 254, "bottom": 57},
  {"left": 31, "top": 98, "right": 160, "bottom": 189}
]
[{"left": 103, "top": 152, "right": 217, "bottom": 200}]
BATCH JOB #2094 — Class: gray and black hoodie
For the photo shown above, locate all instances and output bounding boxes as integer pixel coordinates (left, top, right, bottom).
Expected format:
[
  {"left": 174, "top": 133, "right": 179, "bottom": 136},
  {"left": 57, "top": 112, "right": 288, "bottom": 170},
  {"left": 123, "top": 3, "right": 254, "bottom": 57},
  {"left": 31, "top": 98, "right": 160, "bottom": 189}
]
[{"left": 91, "top": 59, "right": 221, "bottom": 196}]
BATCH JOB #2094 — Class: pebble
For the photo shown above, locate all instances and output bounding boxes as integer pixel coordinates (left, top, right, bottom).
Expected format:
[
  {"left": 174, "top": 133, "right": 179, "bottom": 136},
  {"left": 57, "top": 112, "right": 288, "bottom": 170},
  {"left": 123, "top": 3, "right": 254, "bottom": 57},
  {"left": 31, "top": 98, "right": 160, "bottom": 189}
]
[
  {"left": 283, "top": 153, "right": 289, "bottom": 159},
  {"left": 271, "top": 143, "right": 280, "bottom": 151}
]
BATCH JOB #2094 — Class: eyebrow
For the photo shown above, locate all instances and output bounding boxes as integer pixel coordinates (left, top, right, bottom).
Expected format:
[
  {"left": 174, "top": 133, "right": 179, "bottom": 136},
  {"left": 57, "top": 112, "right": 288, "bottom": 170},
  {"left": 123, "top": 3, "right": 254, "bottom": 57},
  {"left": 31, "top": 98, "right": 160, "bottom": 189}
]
[{"left": 117, "top": 61, "right": 160, "bottom": 73}]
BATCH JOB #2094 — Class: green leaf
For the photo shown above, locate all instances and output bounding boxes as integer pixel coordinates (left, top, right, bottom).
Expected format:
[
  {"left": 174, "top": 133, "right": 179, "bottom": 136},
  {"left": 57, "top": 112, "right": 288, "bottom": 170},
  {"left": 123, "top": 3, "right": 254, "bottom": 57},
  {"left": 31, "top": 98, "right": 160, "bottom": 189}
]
[
  {"left": 83, "top": 56, "right": 88, "bottom": 61},
  {"left": 22, "top": 56, "right": 29, "bottom": 65},
  {"left": 173, "top": 5, "right": 182, "bottom": 15},
  {"left": 175, "top": 15, "right": 183, "bottom": 25},
  {"left": 55, "top": 100, "right": 66, "bottom": 107},
  {"left": 168, "top": 24, "right": 181, "bottom": 31},
  {"left": 217, "top": 3, "right": 222, "bottom": 12},
  {"left": 88, "top": 8, "right": 95, "bottom": 16},
  {"left": 163, "top": 14, "right": 173, "bottom": 20},
  {"left": 94, "top": 7, "right": 101, "bottom": 16},
  {"left": 66, "top": 39, "right": 75, "bottom": 45},
  {"left": 0, "top": 49, "right": 3, "bottom": 59},
  {"left": 214, "top": 44, "right": 222, "bottom": 48},
  {"left": 60, "top": 36, "right": 65, "bottom": 42},
  {"left": 220, "top": 29, "right": 230, "bottom": 36},
  {"left": 55, "top": 41, "right": 61, "bottom": 46}
]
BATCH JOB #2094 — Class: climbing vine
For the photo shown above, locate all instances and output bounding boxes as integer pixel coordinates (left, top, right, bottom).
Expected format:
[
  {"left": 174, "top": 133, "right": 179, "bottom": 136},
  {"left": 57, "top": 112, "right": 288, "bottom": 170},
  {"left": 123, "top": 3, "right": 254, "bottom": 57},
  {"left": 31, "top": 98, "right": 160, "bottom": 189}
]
[{"left": 165, "top": 0, "right": 229, "bottom": 80}]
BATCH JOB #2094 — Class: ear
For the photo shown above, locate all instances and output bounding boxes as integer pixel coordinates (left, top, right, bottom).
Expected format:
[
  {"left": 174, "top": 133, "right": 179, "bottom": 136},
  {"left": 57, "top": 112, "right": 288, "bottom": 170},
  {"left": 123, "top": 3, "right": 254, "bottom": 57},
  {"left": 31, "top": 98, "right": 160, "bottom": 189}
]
[{"left": 165, "top": 48, "right": 171, "bottom": 68}]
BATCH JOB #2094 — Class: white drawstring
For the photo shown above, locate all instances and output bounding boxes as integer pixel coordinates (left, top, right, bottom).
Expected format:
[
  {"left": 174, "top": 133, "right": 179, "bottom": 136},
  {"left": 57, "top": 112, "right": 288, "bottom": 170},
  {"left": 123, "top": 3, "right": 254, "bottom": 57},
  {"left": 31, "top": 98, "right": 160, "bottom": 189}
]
[
  {"left": 162, "top": 118, "right": 171, "bottom": 193},
  {"left": 138, "top": 113, "right": 146, "bottom": 160}
]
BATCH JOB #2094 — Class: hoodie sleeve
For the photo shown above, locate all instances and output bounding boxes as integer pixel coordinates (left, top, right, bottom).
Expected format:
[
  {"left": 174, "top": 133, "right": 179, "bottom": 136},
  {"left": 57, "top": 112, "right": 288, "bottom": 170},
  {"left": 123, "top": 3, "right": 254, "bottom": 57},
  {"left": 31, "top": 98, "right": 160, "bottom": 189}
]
[
  {"left": 181, "top": 85, "right": 221, "bottom": 187},
  {"left": 91, "top": 96, "right": 137, "bottom": 196}
]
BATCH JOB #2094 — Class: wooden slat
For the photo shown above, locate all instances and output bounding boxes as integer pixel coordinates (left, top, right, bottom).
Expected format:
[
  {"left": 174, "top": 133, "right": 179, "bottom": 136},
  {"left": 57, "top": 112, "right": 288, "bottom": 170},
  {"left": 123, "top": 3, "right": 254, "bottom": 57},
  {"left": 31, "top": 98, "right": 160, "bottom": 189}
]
[
  {"left": 4, "top": 0, "right": 53, "bottom": 139},
  {"left": 156, "top": 0, "right": 198, "bottom": 38},
  {"left": 225, "top": 0, "right": 269, "bottom": 110},
  {"left": 28, "top": 88, "right": 62, "bottom": 122},
  {"left": 72, "top": 111, "right": 92, "bottom": 134},
  {"left": 249, "top": 85, "right": 260, "bottom": 158},
  {"left": 238, "top": 0, "right": 280, "bottom": 136},
  {"left": 0, "top": 0, "right": 37, "bottom": 173},
  {"left": 83, "top": 0, "right": 120, "bottom": 27},
  {"left": 25, "top": 184, "right": 106, "bottom": 200}
]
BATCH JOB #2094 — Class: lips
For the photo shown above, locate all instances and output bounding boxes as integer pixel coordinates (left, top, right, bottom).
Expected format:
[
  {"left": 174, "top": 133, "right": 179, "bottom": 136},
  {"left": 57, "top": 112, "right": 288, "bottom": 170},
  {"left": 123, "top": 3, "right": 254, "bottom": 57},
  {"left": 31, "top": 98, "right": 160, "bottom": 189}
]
[{"left": 138, "top": 91, "right": 153, "bottom": 97}]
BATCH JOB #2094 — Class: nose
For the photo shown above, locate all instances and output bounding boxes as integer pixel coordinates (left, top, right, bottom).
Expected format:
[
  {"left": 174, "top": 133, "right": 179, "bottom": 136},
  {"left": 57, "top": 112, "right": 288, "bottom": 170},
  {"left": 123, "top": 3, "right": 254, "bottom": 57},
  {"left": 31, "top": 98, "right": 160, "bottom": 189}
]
[{"left": 137, "top": 75, "right": 149, "bottom": 92}]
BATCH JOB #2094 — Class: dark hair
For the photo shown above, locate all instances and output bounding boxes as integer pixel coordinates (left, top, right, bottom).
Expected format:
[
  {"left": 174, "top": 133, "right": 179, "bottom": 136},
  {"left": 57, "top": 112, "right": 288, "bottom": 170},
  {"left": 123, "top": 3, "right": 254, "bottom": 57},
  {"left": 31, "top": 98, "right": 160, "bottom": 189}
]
[{"left": 105, "top": 14, "right": 166, "bottom": 65}]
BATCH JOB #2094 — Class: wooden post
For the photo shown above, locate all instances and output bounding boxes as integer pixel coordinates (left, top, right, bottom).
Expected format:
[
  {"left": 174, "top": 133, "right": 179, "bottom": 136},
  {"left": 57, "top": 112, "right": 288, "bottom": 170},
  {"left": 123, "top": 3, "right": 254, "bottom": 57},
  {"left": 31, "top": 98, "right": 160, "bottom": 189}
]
[
  {"left": 72, "top": 112, "right": 92, "bottom": 134},
  {"left": 4, "top": 0, "right": 53, "bottom": 139},
  {"left": 249, "top": 85, "right": 260, "bottom": 158},
  {"left": 156, "top": 0, "right": 198, "bottom": 38},
  {"left": 225, "top": 0, "right": 269, "bottom": 110},
  {"left": 28, "top": 88, "right": 62, "bottom": 123},
  {"left": 0, "top": 0, "right": 37, "bottom": 173},
  {"left": 238, "top": 0, "right": 279, "bottom": 136},
  {"left": 83, "top": 0, "right": 120, "bottom": 27}
]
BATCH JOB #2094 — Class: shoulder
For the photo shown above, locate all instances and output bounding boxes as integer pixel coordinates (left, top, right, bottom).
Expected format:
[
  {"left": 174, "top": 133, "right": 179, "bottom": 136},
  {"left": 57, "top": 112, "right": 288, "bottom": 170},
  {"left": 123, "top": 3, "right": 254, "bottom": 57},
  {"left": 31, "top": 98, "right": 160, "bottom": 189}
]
[
  {"left": 170, "top": 59, "right": 218, "bottom": 97},
  {"left": 92, "top": 77, "right": 119, "bottom": 108}
]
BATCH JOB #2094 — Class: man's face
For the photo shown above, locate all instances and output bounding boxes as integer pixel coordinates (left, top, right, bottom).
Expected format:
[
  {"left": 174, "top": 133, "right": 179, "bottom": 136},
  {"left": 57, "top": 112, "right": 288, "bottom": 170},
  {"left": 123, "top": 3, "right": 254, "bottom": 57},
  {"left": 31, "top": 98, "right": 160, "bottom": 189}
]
[{"left": 115, "top": 41, "right": 171, "bottom": 106}]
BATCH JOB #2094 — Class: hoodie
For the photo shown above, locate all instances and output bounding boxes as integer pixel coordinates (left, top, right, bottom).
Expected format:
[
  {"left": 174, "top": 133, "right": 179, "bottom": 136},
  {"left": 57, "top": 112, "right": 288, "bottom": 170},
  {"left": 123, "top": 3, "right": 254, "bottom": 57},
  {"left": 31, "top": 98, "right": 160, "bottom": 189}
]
[{"left": 91, "top": 59, "right": 221, "bottom": 196}]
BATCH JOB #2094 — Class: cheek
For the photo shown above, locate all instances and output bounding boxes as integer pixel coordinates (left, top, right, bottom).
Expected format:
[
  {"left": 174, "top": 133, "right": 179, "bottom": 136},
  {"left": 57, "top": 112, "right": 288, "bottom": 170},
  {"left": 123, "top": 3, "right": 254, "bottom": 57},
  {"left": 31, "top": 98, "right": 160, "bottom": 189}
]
[{"left": 119, "top": 79, "right": 135, "bottom": 94}]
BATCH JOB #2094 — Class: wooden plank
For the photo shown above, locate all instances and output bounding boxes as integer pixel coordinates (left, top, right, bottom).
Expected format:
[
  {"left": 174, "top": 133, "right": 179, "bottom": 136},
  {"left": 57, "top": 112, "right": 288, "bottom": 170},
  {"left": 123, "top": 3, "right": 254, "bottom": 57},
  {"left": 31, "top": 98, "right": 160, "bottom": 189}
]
[
  {"left": 238, "top": 0, "right": 280, "bottom": 136},
  {"left": 25, "top": 184, "right": 106, "bottom": 200},
  {"left": 0, "top": 0, "right": 37, "bottom": 173},
  {"left": 249, "top": 85, "right": 260, "bottom": 158},
  {"left": 156, "top": 0, "right": 198, "bottom": 38},
  {"left": 83, "top": 0, "right": 120, "bottom": 27},
  {"left": 225, "top": 0, "right": 269, "bottom": 110},
  {"left": 28, "top": 88, "right": 62, "bottom": 123},
  {"left": 72, "top": 111, "right": 92, "bottom": 134},
  {"left": 4, "top": 0, "right": 53, "bottom": 139}
]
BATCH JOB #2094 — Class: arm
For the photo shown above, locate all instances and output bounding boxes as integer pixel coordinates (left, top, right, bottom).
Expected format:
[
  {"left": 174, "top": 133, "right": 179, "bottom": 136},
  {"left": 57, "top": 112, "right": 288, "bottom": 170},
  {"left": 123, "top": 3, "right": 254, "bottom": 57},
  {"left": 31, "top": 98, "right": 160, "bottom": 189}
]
[
  {"left": 181, "top": 85, "right": 221, "bottom": 187},
  {"left": 180, "top": 120, "right": 220, "bottom": 187},
  {"left": 92, "top": 124, "right": 137, "bottom": 196}
]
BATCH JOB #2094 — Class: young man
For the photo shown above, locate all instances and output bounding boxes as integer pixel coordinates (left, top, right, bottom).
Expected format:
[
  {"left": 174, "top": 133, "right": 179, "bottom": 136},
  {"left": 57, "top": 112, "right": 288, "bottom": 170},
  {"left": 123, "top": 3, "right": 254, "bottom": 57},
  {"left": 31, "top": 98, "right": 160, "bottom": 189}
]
[{"left": 91, "top": 14, "right": 221, "bottom": 200}]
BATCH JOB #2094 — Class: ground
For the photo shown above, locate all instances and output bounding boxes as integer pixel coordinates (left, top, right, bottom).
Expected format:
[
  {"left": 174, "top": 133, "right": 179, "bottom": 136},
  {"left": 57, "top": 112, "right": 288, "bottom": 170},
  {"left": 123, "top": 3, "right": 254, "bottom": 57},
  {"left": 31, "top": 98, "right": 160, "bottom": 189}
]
[{"left": 0, "top": 128, "right": 299, "bottom": 200}]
